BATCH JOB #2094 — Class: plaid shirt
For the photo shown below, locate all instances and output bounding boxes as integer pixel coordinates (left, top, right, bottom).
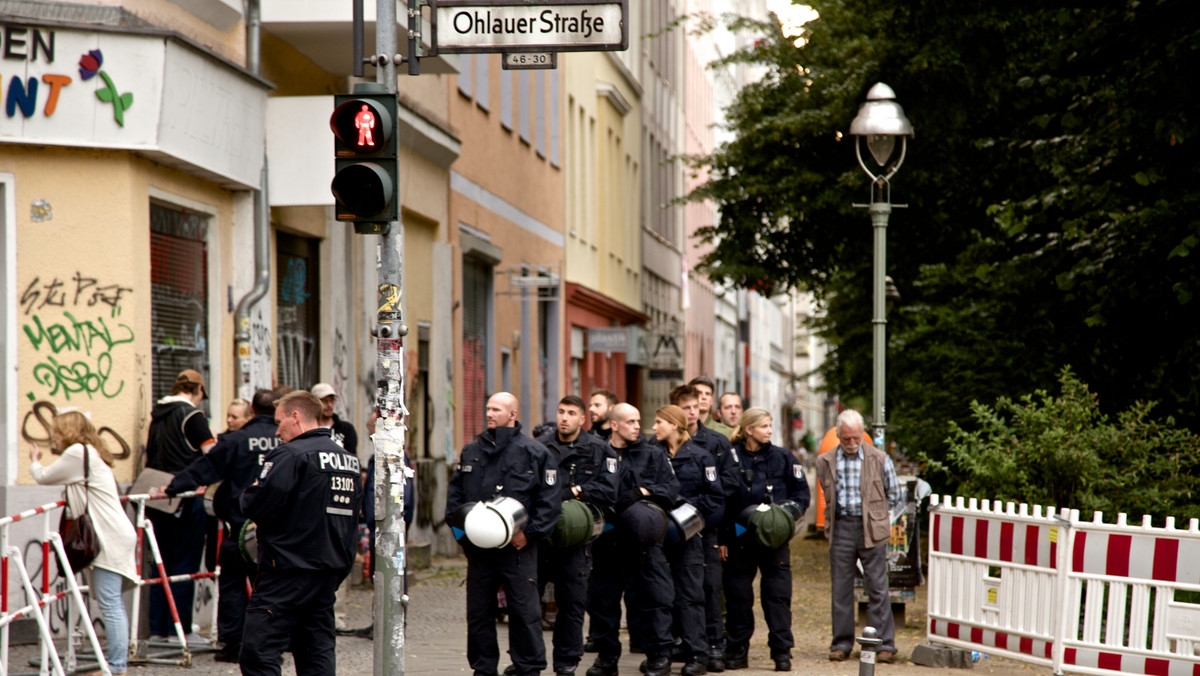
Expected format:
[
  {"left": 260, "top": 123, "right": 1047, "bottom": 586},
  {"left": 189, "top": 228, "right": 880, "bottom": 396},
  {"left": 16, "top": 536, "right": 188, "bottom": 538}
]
[{"left": 835, "top": 447, "right": 901, "bottom": 516}]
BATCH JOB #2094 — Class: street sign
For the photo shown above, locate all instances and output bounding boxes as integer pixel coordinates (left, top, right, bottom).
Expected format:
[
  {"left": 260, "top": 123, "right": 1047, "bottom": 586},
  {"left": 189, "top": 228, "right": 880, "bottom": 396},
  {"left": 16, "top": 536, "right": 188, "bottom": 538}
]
[
  {"left": 431, "top": 0, "right": 628, "bottom": 54},
  {"left": 503, "top": 52, "right": 558, "bottom": 70},
  {"left": 510, "top": 274, "right": 560, "bottom": 287}
]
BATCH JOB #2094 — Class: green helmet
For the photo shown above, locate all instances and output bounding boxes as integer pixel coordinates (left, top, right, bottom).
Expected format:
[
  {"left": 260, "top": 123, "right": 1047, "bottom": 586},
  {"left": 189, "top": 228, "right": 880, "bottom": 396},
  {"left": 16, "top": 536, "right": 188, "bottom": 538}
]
[
  {"left": 744, "top": 504, "right": 795, "bottom": 549},
  {"left": 550, "top": 500, "right": 603, "bottom": 548}
]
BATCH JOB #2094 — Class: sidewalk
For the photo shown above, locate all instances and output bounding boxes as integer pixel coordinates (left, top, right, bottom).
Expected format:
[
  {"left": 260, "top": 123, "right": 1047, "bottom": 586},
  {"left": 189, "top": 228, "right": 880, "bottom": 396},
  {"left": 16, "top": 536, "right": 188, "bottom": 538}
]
[{"left": 5, "top": 551, "right": 1045, "bottom": 675}]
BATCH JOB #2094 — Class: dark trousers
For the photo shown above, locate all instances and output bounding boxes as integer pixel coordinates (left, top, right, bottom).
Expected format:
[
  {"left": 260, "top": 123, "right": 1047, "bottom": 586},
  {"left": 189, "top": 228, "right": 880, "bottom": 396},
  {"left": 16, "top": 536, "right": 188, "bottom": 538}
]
[
  {"left": 723, "top": 540, "right": 794, "bottom": 657},
  {"left": 539, "top": 543, "right": 591, "bottom": 670},
  {"left": 665, "top": 536, "right": 707, "bottom": 660},
  {"left": 217, "top": 525, "right": 256, "bottom": 644},
  {"left": 147, "top": 499, "right": 206, "bottom": 636},
  {"left": 240, "top": 568, "right": 342, "bottom": 676},
  {"left": 830, "top": 518, "right": 895, "bottom": 653},
  {"left": 587, "top": 533, "right": 674, "bottom": 661},
  {"left": 466, "top": 543, "right": 546, "bottom": 676},
  {"left": 701, "top": 532, "right": 725, "bottom": 654}
]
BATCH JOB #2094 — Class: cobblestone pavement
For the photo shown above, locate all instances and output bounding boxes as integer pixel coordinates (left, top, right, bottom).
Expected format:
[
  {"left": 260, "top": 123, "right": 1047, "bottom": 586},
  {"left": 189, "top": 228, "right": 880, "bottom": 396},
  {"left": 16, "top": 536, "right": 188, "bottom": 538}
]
[{"left": 8, "top": 541, "right": 1047, "bottom": 675}]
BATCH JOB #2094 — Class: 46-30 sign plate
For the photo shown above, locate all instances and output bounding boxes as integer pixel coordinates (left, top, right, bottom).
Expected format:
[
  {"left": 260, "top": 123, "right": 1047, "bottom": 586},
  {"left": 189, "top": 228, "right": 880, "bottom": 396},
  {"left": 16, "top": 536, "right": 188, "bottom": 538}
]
[{"left": 431, "top": 0, "right": 628, "bottom": 54}]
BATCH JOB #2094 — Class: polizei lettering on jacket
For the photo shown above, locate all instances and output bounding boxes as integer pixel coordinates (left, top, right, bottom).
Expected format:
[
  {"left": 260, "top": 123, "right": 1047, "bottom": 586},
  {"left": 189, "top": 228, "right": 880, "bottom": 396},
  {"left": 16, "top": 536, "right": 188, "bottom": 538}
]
[
  {"left": 453, "top": 9, "right": 604, "bottom": 38},
  {"left": 318, "top": 451, "right": 360, "bottom": 473}
]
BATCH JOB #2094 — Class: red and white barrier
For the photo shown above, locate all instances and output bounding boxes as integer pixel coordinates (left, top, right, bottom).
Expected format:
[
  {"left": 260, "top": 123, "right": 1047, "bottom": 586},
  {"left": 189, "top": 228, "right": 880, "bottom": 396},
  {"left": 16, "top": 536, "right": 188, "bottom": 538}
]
[
  {"left": 0, "top": 492, "right": 220, "bottom": 674},
  {"left": 927, "top": 495, "right": 1200, "bottom": 676}
]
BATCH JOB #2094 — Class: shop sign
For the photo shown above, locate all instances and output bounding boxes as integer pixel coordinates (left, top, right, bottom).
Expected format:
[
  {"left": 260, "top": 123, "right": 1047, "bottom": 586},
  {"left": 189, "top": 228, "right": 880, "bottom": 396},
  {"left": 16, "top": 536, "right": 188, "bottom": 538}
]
[{"left": 0, "top": 23, "right": 266, "bottom": 189}]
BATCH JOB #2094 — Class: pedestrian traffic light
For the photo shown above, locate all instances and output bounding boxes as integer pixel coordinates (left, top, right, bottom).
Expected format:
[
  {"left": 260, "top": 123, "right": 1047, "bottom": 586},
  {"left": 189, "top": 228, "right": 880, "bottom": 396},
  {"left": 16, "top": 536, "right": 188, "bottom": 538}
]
[{"left": 330, "top": 83, "right": 398, "bottom": 231}]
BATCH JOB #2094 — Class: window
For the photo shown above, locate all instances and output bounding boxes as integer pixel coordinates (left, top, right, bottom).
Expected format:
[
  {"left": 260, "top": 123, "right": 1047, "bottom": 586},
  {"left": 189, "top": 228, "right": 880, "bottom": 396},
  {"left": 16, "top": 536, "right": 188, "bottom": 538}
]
[
  {"left": 150, "top": 203, "right": 210, "bottom": 408},
  {"left": 519, "top": 70, "right": 530, "bottom": 143},
  {"left": 462, "top": 255, "right": 492, "bottom": 443},
  {"left": 475, "top": 54, "right": 490, "bottom": 110},
  {"left": 276, "top": 232, "right": 320, "bottom": 389},
  {"left": 501, "top": 70, "right": 513, "bottom": 130}
]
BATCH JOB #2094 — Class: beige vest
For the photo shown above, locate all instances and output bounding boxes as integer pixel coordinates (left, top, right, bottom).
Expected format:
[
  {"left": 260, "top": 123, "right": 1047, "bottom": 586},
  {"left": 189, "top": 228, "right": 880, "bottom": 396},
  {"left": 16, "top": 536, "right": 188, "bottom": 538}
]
[{"left": 816, "top": 444, "right": 892, "bottom": 548}]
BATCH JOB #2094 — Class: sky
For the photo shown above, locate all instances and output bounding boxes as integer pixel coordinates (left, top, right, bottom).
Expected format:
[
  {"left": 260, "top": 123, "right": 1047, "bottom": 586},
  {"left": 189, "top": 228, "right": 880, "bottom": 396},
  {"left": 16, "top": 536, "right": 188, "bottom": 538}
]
[{"left": 766, "top": 0, "right": 819, "bottom": 46}]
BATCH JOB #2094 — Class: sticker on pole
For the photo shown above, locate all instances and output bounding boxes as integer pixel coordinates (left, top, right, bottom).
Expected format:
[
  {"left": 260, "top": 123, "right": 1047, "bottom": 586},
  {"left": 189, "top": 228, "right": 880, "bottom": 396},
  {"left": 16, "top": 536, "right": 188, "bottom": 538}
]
[{"left": 432, "top": 0, "right": 628, "bottom": 53}]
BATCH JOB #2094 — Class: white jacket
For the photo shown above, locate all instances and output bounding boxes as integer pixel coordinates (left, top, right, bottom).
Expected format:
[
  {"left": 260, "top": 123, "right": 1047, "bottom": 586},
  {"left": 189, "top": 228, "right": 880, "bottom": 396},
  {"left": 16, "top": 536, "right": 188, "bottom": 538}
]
[{"left": 30, "top": 443, "right": 138, "bottom": 582}]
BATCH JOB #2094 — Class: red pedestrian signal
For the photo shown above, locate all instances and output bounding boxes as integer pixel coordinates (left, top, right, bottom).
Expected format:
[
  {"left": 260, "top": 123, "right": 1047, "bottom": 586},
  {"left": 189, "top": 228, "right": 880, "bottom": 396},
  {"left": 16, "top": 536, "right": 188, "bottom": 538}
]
[{"left": 330, "top": 84, "right": 398, "bottom": 228}]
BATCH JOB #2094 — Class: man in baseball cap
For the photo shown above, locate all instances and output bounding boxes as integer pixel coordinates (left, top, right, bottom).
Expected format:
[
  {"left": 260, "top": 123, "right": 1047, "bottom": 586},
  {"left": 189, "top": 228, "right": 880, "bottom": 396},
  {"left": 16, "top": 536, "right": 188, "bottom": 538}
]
[{"left": 311, "top": 383, "right": 358, "bottom": 455}]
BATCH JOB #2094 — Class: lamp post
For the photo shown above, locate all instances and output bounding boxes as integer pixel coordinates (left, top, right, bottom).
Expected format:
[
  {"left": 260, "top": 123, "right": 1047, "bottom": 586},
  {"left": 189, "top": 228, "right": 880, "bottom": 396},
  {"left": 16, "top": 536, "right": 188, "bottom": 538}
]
[{"left": 850, "top": 82, "right": 913, "bottom": 449}]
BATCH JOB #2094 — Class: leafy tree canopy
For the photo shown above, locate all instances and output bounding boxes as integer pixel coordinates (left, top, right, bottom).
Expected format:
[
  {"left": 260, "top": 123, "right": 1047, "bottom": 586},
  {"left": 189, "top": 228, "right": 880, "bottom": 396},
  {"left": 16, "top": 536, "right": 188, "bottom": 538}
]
[
  {"left": 932, "top": 369, "right": 1200, "bottom": 522},
  {"left": 690, "top": 0, "right": 1200, "bottom": 490}
]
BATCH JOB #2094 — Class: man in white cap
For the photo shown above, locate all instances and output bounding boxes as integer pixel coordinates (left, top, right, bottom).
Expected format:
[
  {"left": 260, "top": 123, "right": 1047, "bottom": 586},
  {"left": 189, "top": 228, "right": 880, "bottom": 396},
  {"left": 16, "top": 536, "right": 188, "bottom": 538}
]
[{"left": 311, "top": 383, "right": 358, "bottom": 455}]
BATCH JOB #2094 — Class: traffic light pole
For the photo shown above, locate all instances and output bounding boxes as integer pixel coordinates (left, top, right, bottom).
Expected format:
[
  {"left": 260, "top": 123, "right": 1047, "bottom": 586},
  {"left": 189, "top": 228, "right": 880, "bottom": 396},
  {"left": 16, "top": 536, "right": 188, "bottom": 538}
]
[{"left": 373, "top": 0, "right": 407, "bottom": 674}]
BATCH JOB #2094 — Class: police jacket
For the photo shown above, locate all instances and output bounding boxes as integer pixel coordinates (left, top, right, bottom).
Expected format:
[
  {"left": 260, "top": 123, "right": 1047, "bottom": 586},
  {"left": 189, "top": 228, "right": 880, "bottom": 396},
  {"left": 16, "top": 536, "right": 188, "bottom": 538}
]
[
  {"left": 166, "top": 413, "right": 279, "bottom": 525},
  {"left": 612, "top": 436, "right": 680, "bottom": 515},
  {"left": 692, "top": 424, "right": 741, "bottom": 519},
  {"left": 445, "top": 423, "right": 561, "bottom": 542},
  {"left": 666, "top": 439, "right": 724, "bottom": 528},
  {"left": 536, "top": 429, "right": 620, "bottom": 512},
  {"left": 727, "top": 441, "right": 810, "bottom": 536},
  {"left": 240, "top": 428, "right": 362, "bottom": 574}
]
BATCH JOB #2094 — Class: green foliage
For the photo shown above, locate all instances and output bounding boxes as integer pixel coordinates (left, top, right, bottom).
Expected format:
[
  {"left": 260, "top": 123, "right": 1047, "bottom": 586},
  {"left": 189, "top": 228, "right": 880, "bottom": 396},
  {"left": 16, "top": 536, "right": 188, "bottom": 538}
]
[
  {"left": 931, "top": 369, "right": 1200, "bottom": 522},
  {"left": 690, "top": 0, "right": 1200, "bottom": 477}
]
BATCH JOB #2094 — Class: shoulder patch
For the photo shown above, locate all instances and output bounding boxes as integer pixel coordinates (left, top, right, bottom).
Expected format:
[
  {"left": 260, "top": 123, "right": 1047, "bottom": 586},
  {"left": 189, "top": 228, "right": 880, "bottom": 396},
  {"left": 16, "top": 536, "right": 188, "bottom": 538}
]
[
  {"left": 259, "top": 461, "right": 273, "bottom": 479},
  {"left": 793, "top": 464, "right": 803, "bottom": 479},
  {"left": 705, "top": 466, "right": 717, "bottom": 482},
  {"left": 545, "top": 468, "right": 557, "bottom": 486},
  {"left": 606, "top": 457, "right": 617, "bottom": 473}
]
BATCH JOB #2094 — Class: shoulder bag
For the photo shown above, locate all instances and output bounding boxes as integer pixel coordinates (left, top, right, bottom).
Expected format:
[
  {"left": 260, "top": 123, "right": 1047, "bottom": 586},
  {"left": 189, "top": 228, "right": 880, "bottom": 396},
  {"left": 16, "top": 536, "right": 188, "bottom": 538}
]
[{"left": 58, "top": 447, "right": 101, "bottom": 577}]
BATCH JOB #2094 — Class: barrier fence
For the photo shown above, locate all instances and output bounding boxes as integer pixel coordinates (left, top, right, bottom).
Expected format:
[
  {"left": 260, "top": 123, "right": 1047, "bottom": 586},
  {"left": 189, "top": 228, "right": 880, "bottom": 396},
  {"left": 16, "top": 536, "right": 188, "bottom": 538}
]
[
  {"left": 0, "top": 492, "right": 220, "bottom": 676},
  {"left": 927, "top": 495, "right": 1200, "bottom": 676}
]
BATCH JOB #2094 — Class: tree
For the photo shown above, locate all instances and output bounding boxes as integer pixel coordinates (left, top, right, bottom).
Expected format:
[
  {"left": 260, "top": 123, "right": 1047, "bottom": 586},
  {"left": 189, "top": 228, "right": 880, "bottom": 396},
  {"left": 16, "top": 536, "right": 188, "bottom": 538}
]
[
  {"left": 932, "top": 369, "right": 1200, "bottom": 522},
  {"left": 690, "top": 0, "right": 1200, "bottom": 483}
]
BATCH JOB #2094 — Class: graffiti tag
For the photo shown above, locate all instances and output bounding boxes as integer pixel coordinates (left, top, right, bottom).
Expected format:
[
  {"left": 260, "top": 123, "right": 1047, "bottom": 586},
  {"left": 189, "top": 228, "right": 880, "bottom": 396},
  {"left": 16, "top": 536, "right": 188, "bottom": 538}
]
[
  {"left": 20, "top": 272, "right": 132, "bottom": 318},
  {"left": 24, "top": 312, "right": 134, "bottom": 400}
]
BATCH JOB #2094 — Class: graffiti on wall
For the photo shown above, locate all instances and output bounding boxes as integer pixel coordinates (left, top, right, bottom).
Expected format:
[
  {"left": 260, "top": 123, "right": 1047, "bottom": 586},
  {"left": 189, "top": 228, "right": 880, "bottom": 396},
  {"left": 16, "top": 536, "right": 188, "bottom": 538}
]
[
  {"left": 332, "top": 328, "right": 349, "bottom": 415},
  {"left": 20, "top": 400, "right": 133, "bottom": 460},
  {"left": 20, "top": 273, "right": 135, "bottom": 401}
]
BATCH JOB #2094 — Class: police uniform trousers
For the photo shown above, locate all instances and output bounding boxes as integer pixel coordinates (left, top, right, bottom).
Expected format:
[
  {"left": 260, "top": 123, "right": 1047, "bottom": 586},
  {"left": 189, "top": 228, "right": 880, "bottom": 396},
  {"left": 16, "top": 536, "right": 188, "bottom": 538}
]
[
  {"left": 538, "top": 542, "right": 591, "bottom": 670},
  {"left": 830, "top": 517, "right": 895, "bottom": 654},
  {"left": 147, "top": 498, "right": 206, "bottom": 636},
  {"left": 239, "top": 568, "right": 342, "bottom": 676},
  {"left": 723, "top": 539, "right": 794, "bottom": 658},
  {"left": 217, "top": 523, "right": 256, "bottom": 644},
  {"left": 465, "top": 542, "right": 546, "bottom": 676},
  {"left": 587, "top": 532, "right": 675, "bottom": 661},
  {"left": 700, "top": 531, "right": 725, "bottom": 656},
  {"left": 665, "top": 535, "right": 708, "bottom": 661}
]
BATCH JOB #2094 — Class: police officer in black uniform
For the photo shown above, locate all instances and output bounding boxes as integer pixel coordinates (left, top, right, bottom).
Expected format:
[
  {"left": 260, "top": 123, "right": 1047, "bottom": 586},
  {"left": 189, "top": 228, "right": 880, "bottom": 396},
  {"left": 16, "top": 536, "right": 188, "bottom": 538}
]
[
  {"left": 239, "top": 390, "right": 362, "bottom": 676},
  {"left": 535, "top": 395, "right": 620, "bottom": 676},
  {"left": 652, "top": 402, "right": 724, "bottom": 676},
  {"left": 446, "top": 392, "right": 562, "bottom": 676},
  {"left": 165, "top": 389, "right": 279, "bottom": 662},
  {"left": 672, "top": 386, "right": 740, "bottom": 671},
  {"left": 722, "top": 407, "right": 810, "bottom": 672},
  {"left": 586, "top": 403, "right": 679, "bottom": 676}
]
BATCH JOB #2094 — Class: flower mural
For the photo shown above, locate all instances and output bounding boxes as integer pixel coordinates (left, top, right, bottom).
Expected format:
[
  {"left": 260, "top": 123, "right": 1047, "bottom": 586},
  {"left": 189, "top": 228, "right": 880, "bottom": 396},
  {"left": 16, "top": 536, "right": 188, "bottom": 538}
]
[{"left": 77, "top": 49, "right": 133, "bottom": 127}]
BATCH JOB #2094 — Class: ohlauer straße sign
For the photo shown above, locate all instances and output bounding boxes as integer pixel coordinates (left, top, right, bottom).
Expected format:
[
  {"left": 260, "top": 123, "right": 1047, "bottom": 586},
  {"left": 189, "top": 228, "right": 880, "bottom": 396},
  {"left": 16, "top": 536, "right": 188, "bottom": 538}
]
[{"left": 431, "top": 0, "right": 628, "bottom": 53}]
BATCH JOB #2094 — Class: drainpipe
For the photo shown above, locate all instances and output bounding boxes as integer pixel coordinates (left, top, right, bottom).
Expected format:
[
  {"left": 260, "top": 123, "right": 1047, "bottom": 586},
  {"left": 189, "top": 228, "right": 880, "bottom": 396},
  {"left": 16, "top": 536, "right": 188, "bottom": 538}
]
[{"left": 234, "top": 0, "right": 270, "bottom": 399}]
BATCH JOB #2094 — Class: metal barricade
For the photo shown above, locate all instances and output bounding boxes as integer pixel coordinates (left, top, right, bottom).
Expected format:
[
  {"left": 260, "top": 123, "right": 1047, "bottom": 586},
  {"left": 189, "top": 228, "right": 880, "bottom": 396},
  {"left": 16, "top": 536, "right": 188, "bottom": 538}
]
[
  {"left": 927, "top": 494, "right": 1200, "bottom": 676},
  {"left": 0, "top": 492, "right": 220, "bottom": 675}
]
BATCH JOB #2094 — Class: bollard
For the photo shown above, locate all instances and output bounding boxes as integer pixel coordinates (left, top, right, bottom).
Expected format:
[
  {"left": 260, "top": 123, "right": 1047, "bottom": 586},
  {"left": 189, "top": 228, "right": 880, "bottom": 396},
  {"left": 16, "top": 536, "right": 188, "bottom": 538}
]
[{"left": 857, "top": 626, "right": 882, "bottom": 676}]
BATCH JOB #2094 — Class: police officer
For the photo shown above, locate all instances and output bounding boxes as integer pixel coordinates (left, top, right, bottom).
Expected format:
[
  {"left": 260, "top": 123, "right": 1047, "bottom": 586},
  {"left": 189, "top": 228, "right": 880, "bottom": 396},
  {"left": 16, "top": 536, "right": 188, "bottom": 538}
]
[
  {"left": 586, "top": 403, "right": 679, "bottom": 676},
  {"left": 652, "top": 404, "right": 723, "bottom": 676},
  {"left": 722, "top": 407, "right": 810, "bottom": 672},
  {"left": 672, "top": 385, "right": 740, "bottom": 671},
  {"left": 165, "top": 389, "right": 279, "bottom": 662},
  {"left": 239, "top": 390, "right": 363, "bottom": 676},
  {"left": 445, "top": 392, "right": 561, "bottom": 676},
  {"left": 535, "top": 395, "right": 619, "bottom": 676}
]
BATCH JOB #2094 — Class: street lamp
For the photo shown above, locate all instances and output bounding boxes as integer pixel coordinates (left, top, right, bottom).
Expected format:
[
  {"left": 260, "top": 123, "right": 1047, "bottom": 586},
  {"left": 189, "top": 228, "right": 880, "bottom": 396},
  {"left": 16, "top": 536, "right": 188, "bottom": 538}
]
[{"left": 850, "top": 82, "right": 913, "bottom": 449}]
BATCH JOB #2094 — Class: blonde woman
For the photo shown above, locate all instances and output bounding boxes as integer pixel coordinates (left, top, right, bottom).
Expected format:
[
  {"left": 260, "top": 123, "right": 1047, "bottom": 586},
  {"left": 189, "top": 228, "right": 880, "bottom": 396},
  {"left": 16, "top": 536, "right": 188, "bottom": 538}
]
[
  {"left": 722, "top": 408, "right": 810, "bottom": 672},
  {"left": 29, "top": 411, "right": 137, "bottom": 676}
]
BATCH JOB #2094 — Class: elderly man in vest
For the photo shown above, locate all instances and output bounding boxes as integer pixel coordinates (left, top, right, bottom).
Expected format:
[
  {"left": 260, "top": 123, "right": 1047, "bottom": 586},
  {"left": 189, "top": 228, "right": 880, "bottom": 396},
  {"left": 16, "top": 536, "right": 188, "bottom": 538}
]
[{"left": 815, "top": 409, "right": 902, "bottom": 663}]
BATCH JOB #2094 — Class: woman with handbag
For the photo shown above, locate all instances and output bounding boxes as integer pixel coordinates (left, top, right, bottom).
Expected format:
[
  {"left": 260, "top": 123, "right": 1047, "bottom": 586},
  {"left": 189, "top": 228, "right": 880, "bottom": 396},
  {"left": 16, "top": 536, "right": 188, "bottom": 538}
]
[{"left": 29, "top": 411, "right": 138, "bottom": 676}]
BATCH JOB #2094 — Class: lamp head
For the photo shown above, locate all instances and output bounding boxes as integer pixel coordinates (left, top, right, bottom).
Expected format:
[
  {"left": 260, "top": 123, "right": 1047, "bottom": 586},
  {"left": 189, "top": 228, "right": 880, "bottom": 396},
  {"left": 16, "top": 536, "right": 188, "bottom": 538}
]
[{"left": 850, "top": 83, "right": 914, "bottom": 167}]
